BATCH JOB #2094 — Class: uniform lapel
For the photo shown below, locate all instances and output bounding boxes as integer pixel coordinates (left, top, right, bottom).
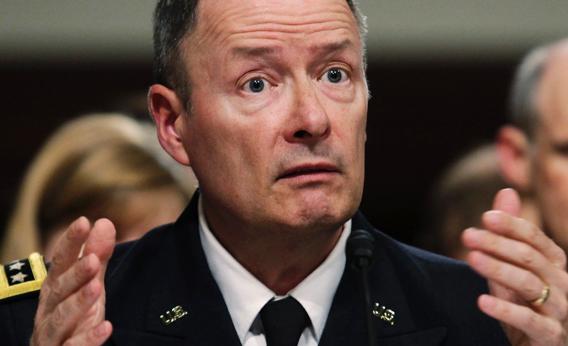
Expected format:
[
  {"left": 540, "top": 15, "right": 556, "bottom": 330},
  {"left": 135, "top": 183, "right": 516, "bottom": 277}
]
[
  {"left": 319, "top": 212, "right": 448, "bottom": 346},
  {"left": 107, "top": 194, "right": 241, "bottom": 346}
]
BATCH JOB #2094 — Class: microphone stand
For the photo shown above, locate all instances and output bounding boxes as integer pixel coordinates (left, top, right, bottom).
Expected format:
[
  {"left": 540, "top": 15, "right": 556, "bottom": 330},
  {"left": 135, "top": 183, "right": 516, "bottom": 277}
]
[{"left": 347, "top": 229, "right": 378, "bottom": 346}]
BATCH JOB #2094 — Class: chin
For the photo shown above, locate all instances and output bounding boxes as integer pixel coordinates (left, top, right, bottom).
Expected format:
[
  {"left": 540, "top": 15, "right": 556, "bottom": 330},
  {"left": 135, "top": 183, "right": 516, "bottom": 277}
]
[
  {"left": 284, "top": 201, "right": 356, "bottom": 232},
  {"left": 265, "top": 186, "right": 361, "bottom": 231}
]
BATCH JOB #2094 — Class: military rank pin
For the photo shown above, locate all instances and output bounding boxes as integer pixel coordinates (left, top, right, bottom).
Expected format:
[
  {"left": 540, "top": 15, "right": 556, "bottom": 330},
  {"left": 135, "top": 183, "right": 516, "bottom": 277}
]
[
  {"left": 160, "top": 305, "right": 189, "bottom": 326},
  {"left": 372, "top": 302, "right": 396, "bottom": 326},
  {"left": 0, "top": 253, "right": 48, "bottom": 301}
]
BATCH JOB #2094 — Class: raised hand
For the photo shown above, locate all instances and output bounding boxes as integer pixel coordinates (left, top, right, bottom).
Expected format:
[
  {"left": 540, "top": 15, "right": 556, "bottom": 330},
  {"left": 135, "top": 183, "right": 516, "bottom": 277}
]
[
  {"left": 31, "top": 217, "right": 116, "bottom": 346},
  {"left": 463, "top": 188, "right": 568, "bottom": 345}
]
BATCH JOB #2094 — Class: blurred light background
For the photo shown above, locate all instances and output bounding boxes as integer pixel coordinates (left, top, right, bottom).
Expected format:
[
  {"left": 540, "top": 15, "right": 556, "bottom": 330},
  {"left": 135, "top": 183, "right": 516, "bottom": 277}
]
[{"left": 1, "top": 0, "right": 567, "bottom": 248}]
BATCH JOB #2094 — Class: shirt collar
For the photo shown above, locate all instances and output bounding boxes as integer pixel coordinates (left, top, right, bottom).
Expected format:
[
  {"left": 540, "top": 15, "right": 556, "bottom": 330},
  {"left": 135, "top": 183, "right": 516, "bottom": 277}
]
[{"left": 198, "top": 197, "right": 350, "bottom": 344}]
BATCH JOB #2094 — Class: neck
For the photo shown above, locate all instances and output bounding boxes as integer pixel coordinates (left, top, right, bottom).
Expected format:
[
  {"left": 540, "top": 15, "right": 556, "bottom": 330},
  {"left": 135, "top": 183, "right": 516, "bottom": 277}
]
[{"left": 202, "top": 200, "right": 344, "bottom": 295}]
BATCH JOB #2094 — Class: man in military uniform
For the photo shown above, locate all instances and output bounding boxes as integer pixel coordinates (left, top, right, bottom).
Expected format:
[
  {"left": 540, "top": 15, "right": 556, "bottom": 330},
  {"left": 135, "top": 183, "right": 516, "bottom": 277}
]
[{"left": 2, "top": 1, "right": 568, "bottom": 345}]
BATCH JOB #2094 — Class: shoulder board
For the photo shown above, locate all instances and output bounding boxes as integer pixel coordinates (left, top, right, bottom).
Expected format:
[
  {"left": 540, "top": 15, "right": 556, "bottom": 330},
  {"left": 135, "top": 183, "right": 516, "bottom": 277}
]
[{"left": 0, "top": 253, "right": 47, "bottom": 301}]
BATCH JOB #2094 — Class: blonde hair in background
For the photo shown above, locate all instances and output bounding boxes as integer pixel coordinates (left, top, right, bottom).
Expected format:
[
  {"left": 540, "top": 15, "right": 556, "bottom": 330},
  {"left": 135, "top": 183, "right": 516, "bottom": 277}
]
[{"left": 1, "top": 113, "right": 197, "bottom": 263}]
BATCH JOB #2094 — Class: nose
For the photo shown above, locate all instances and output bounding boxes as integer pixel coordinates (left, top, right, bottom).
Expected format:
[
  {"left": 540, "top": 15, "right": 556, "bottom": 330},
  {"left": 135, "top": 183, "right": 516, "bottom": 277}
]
[{"left": 284, "top": 79, "right": 331, "bottom": 144}]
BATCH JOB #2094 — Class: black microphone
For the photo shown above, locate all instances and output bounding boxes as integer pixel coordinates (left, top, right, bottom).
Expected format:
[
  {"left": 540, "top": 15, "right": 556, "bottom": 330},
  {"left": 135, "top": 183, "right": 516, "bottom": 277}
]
[{"left": 347, "top": 229, "right": 377, "bottom": 346}]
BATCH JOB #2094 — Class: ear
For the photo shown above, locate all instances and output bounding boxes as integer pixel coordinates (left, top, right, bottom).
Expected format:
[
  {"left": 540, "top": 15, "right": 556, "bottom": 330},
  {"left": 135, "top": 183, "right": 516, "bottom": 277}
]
[
  {"left": 148, "top": 84, "right": 191, "bottom": 166},
  {"left": 496, "top": 125, "right": 532, "bottom": 190}
]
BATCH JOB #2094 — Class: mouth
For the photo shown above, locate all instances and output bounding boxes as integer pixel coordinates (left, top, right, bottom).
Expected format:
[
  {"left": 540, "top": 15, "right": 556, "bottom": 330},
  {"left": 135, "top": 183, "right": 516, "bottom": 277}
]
[{"left": 277, "top": 162, "right": 340, "bottom": 181}]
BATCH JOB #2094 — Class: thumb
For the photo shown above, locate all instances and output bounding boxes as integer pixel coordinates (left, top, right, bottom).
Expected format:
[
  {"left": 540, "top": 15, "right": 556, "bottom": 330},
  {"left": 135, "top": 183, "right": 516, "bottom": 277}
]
[{"left": 492, "top": 188, "right": 522, "bottom": 217}]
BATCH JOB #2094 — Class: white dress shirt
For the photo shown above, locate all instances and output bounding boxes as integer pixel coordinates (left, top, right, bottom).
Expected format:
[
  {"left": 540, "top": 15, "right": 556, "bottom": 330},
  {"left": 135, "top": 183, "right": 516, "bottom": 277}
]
[{"left": 198, "top": 198, "right": 351, "bottom": 346}]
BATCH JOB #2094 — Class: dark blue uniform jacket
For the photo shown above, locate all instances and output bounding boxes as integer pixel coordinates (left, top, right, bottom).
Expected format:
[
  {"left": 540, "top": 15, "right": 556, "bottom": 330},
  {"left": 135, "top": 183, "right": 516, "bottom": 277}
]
[{"left": 0, "top": 195, "right": 509, "bottom": 345}]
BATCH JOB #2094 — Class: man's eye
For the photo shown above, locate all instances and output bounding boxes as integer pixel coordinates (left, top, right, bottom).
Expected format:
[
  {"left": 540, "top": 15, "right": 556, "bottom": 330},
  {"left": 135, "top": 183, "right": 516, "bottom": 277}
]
[
  {"left": 244, "top": 78, "right": 265, "bottom": 93},
  {"left": 324, "top": 68, "right": 346, "bottom": 83}
]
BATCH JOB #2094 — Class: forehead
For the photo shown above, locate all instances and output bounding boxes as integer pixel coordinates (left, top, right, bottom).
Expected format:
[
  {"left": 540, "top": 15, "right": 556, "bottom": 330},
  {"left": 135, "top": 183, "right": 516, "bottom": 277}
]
[
  {"left": 536, "top": 48, "right": 568, "bottom": 136},
  {"left": 191, "top": 0, "right": 360, "bottom": 51}
]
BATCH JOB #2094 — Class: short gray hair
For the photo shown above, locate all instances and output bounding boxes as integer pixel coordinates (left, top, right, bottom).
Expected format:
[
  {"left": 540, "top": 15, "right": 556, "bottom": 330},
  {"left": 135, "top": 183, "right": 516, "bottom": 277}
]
[
  {"left": 509, "top": 39, "right": 568, "bottom": 139},
  {"left": 509, "top": 44, "right": 550, "bottom": 138}
]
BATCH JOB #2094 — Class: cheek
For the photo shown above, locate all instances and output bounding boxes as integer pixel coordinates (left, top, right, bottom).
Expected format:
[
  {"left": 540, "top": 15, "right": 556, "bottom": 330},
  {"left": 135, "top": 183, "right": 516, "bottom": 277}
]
[
  {"left": 535, "top": 160, "right": 568, "bottom": 241},
  {"left": 335, "top": 99, "right": 367, "bottom": 156},
  {"left": 189, "top": 117, "right": 274, "bottom": 188},
  {"left": 535, "top": 156, "right": 568, "bottom": 205},
  {"left": 185, "top": 117, "right": 236, "bottom": 184},
  {"left": 540, "top": 157, "right": 568, "bottom": 183}
]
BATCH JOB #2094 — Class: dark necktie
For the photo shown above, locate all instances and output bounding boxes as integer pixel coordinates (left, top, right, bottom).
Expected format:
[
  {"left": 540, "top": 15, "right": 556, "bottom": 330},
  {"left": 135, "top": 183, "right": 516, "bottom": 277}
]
[{"left": 260, "top": 296, "right": 310, "bottom": 346}]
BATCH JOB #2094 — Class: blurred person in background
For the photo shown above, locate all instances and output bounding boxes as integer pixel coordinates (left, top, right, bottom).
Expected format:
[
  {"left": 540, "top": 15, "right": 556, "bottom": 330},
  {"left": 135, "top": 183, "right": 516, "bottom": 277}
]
[
  {"left": 428, "top": 144, "right": 538, "bottom": 260},
  {"left": 0, "top": 113, "right": 197, "bottom": 262},
  {"left": 497, "top": 38, "right": 568, "bottom": 253}
]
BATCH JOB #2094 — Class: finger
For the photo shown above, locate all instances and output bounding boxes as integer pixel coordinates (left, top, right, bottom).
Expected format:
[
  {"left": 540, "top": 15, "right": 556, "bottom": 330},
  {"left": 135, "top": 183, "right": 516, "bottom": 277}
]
[
  {"left": 481, "top": 210, "right": 567, "bottom": 269},
  {"left": 42, "top": 253, "right": 101, "bottom": 314},
  {"left": 36, "top": 277, "right": 103, "bottom": 345},
  {"left": 49, "top": 217, "right": 92, "bottom": 278},
  {"left": 82, "top": 218, "right": 116, "bottom": 267},
  {"left": 467, "top": 250, "right": 542, "bottom": 301},
  {"left": 477, "top": 294, "right": 565, "bottom": 345},
  {"left": 81, "top": 218, "right": 116, "bottom": 297},
  {"left": 36, "top": 218, "right": 93, "bottom": 320},
  {"left": 492, "top": 188, "right": 521, "bottom": 217},
  {"left": 466, "top": 250, "right": 565, "bottom": 318},
  {"left": 62, "top": 320, "right": 112, "bottom": 346},
  {"left": 462, "top": 228, "right": 560, "bottom": 287}
]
